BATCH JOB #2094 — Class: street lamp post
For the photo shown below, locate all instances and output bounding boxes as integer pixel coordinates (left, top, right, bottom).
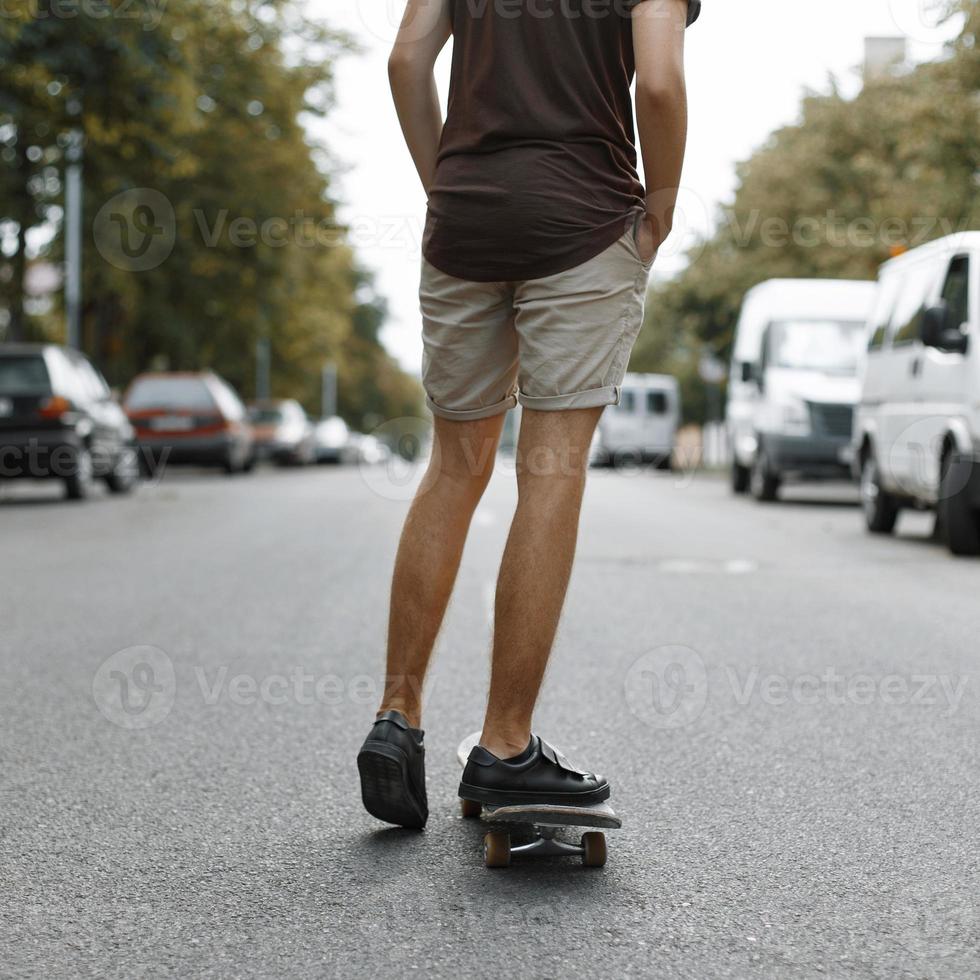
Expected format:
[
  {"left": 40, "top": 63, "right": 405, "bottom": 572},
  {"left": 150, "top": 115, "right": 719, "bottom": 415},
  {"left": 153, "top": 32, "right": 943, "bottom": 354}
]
[
  {"left": 255, "top": 337, "right": 271, "bottom": 401},
  {"left": 64, "top": 128, "right": 83, "bottom": 349},
  {"left": 321, "top": 362, "right": 337, "bottom": 419}
]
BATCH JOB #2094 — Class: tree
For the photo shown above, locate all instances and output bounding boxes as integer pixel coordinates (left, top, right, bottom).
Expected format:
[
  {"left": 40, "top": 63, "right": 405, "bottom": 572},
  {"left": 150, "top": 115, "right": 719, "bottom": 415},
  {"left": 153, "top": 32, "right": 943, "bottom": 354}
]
[
  {"left": 0, "top": 0, "right": 422, "bottom": 427},
  {"left": 631, "top": 0, "right": 980, "bottom": 422}
]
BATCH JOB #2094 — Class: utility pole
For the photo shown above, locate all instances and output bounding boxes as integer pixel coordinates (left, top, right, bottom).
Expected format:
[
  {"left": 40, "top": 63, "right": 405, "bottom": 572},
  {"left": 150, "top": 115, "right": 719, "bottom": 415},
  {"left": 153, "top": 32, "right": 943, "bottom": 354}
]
[
  {"left": 321, "top": 362, "right": 337, "bottom": 419},
  {"left": 64, "top": 128, "right": 83, "bottom": 349},
  {"left": 255, "top": 337, "right": 271, "bottom": 401}
]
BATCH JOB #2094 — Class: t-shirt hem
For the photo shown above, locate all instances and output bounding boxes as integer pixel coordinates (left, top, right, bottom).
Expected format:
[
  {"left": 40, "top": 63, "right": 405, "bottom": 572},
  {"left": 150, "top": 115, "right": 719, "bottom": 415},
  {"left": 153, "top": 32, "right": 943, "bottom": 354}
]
[{"left": 422, "top": 214, "right": 640, "bottom": 284}]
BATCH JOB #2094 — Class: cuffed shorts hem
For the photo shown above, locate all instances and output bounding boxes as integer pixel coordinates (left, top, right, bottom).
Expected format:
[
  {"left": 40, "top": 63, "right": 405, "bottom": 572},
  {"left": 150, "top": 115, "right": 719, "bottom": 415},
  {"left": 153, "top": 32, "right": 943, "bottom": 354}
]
[
  {"left": 425, "top": 392, "right": 518, "bottom": 421},
  {"left": 517, "top": 385, "right": 621, "bottom": 412}
]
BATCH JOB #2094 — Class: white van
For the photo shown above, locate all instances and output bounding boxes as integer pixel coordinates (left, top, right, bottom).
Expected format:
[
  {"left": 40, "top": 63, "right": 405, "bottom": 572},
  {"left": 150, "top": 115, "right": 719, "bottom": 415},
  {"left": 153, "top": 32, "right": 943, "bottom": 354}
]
[
  {"left": 727, "top": 278, "right": 877, "bottom": 501},
  {"left": 591, "top": 373, "right": 679, "bottom": 468},
  {"left": 854, "top": 232, "right": 980, "bottom": 555}
]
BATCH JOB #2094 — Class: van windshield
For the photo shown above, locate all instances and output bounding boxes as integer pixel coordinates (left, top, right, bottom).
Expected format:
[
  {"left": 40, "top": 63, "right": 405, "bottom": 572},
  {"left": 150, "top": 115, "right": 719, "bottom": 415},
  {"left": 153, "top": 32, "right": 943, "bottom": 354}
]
[{"left": 768, "top": 319, "right": 865, "bottom": 375}]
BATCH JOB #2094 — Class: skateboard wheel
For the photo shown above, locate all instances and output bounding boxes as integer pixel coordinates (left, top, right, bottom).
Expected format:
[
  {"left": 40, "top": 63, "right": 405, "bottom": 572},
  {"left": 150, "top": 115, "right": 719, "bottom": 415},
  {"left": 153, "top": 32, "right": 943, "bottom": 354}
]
[
  {"left": 581, "top": 832, "right": 607, "bottom": 868},
  {"left": 484, "top": 831, "right": 511, "bottom": 868},
  {"left": 460, "top": 798, "right": 482, "bottom": 819}
]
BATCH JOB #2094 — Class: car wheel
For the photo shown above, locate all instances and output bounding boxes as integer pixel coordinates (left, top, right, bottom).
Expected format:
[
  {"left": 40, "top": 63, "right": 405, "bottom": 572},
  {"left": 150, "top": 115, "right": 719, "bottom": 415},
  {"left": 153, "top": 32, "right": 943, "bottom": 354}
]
[
  {"left": 105, "top": 446, "right": 140, "bottom": 494},
  {"left": 65, "top": 446, "right": 95, "bottom": 501},
  {"left": 731, "top": 460, "right": 750, "bottom": 494},
  {"left": 860, "top": 452, "right": 899, "bottom": 534},
  {"left": 750, "top": 444, "right": 780, "bottom": 502},
  {"left": 939, "top": 451, "right": 980, "bottom": 556}
]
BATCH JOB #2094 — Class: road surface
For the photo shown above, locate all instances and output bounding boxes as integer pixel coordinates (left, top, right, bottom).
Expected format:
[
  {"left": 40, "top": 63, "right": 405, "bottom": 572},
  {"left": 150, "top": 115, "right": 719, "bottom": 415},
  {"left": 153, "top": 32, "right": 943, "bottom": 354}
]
[{"left": 1, "top": 461, "right": 977, "bottom": 978}]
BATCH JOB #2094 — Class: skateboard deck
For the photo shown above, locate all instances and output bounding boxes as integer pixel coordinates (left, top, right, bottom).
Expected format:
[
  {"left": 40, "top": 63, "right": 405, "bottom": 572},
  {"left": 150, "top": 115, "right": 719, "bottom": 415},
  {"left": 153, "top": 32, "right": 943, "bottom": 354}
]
[{"left": 455, "top": 731, "right": 620, "bottom": 867}]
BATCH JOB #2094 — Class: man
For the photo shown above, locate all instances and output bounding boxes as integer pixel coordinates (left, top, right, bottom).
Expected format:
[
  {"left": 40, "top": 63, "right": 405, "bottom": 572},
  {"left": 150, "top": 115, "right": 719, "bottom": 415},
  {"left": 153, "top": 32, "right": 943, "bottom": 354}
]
[{"left": 358, "top": 0, "right": 699, "bottom": 828}]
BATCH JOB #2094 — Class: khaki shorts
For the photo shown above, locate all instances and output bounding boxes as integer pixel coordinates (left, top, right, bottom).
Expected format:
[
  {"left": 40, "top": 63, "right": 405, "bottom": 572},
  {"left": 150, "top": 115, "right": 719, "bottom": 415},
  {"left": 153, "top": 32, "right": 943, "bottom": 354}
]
[{"left": 419, "top": 217, "right": 654, "bottom": 420}]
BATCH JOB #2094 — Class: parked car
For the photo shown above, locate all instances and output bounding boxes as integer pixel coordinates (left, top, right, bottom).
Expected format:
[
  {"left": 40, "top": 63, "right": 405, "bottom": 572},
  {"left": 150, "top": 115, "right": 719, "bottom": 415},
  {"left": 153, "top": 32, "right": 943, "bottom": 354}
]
[
  {"left": 314, "top": 415, "right": 355, "bottom": 464},
  {"left": 124, "top": 371, "right": 254, "bottom": 474},
  {"left": 854, "top": 232, "right": 980, "bottom": 555},
  {"left": 590, "top": 373, "right": 679, "bottom": 469},
  {"left": 0, "top": 343, "right": 138, "bottom": 500},
  {"left": 249, "top": 399, "right": 315, "bottom": 466},
  {"left": 727, "top": 278, "right": 877, "bottom": 501}
]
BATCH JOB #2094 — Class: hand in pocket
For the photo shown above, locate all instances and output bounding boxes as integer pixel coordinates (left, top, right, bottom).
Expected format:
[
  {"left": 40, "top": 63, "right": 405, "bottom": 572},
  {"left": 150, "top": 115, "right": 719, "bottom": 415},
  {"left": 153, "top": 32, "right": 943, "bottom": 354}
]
[{"left": 635, "top": 213, "right": 659, "bottom": 265}]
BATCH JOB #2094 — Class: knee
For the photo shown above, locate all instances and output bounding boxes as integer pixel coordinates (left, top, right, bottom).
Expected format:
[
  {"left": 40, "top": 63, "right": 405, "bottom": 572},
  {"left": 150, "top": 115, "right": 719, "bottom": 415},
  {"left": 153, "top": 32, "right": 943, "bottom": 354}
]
[
  {"left": 426, "top": 417, "right": 501, "bottom": 498},
  {"left": 424, "top": 446, "right": 495, "bottom": 503}
]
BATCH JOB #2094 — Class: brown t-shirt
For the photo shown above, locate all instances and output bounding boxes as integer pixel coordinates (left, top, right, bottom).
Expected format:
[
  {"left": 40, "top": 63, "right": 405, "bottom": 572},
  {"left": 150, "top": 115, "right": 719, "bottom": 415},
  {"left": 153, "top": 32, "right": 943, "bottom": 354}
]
[{"left": 422, "top": 0, "right": 701, "bottom": 282}]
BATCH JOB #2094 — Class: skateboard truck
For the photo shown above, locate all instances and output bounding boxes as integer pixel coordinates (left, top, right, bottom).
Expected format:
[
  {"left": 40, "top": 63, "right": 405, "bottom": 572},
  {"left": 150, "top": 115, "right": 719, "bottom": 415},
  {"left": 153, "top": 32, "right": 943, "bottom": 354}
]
[
  {"left": 465, "top": 801, "right": 612, "bottom": 868},
  {"left": 509, "top": 828, "right": 589, "bottom": 858}
]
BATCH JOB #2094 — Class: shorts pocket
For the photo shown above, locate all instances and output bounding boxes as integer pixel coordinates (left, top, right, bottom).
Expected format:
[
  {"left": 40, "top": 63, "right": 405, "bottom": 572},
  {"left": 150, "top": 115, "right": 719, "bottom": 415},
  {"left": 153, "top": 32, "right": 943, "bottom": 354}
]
[{"left": 628, "top": 213, "right": 657, "bottom": 272}]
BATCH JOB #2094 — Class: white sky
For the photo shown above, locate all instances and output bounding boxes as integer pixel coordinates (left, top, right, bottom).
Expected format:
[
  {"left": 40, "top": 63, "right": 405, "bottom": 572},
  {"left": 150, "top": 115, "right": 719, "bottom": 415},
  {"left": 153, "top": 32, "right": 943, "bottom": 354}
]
[{"left": 310, "top": 0, "right": 958, "bottom": 373}]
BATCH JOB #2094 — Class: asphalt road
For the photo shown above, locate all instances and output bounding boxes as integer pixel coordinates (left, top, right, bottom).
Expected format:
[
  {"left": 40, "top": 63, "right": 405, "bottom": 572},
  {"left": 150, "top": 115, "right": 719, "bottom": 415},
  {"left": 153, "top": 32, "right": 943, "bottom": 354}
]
[{"left": 1, "top": 458, "right": 978, "bottom": 978}]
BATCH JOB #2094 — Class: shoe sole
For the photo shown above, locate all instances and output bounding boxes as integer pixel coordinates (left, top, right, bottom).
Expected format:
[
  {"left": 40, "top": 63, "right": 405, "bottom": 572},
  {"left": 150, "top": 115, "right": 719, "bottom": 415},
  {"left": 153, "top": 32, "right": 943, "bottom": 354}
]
[
  {"left": 457, "top": 779, "right": 611, "bottom": 809},
  {"left": 358, "top": 741, "right": 427, "bottom": 829}
]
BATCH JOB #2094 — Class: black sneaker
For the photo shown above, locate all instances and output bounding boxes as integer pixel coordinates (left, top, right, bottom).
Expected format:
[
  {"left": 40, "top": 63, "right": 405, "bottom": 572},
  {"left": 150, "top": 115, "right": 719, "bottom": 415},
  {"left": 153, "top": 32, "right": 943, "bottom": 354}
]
[
  {"left": 357, "top": 710, "right": 428, "bottom": 829},
  {"left": 458, "top": 735, "right": 609, "bottom": 808}
]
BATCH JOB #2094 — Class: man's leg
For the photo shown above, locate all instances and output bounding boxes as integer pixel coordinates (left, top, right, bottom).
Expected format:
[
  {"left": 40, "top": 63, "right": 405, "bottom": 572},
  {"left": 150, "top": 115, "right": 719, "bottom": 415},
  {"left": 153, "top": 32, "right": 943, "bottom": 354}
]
[
  {"left": 377, "top": 412, "right": 505, "bottom": 728},
  {"left": 480, "top": 406, "right": 602, "bottom": 758}
]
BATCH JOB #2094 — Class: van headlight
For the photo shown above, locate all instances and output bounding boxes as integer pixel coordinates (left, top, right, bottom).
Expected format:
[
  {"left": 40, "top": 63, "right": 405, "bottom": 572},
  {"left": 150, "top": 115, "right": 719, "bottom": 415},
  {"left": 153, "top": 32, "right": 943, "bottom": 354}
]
[{"left": 779, "top": 397, "right": 811, "bottom": 436}]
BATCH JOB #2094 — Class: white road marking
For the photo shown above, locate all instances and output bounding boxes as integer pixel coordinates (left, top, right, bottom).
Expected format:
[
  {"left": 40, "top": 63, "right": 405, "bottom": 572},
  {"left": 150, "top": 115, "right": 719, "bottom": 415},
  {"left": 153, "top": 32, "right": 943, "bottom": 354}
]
[{"left": 657, "top": 558, "right": 759, "bottom": 575}]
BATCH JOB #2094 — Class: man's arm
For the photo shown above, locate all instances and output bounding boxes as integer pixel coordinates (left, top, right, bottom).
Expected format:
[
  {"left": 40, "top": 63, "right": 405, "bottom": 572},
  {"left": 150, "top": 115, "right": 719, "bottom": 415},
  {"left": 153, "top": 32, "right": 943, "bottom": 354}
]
[
  {"left": 388, "top": 0, "right": 453, "bottom": 195},
  {"left": 632, "top": 0, "right": 690, "bottom": 258}
]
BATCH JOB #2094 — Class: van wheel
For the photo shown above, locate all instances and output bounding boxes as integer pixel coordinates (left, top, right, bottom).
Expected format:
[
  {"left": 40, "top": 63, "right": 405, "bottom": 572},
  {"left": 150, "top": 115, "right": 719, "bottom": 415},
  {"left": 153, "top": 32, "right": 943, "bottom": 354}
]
[
  {"left": 750, "top": 446, "right": 780, "bottom": 502},
  {"left": 939, "top": 452, "right": 980, "bottom": 556},
  {"left": 860, "top": 453, "right": 898, "bottom": 534},
  {"left": 223, "top": 447, "right": 245, "bottom": 475},
  {"left": 731, "top": 461, "right": 750, "bottom": 494}
]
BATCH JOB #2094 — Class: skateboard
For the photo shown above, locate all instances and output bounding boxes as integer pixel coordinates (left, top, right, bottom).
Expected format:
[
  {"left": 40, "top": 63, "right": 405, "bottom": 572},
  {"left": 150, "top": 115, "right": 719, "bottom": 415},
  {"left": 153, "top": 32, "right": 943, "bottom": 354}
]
[{"left": 455, "top": 731, "right": 621, "bottom": 868}]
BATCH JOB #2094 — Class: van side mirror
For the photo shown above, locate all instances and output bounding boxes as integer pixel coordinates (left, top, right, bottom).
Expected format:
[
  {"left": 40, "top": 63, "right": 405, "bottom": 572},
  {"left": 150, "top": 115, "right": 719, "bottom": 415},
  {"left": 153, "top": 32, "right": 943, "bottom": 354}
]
[
  {"left": 920, "top": 303, "right": 969, "bottom": 354},
  {"left": 739, "top": 361, "right": 755, "bottom": 383}
]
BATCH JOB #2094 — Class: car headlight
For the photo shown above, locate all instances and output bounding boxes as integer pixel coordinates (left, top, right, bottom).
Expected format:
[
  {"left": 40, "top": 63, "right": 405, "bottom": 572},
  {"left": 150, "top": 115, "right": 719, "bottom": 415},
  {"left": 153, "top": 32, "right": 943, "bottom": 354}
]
[{"left": 780, "top": 397, "right": 811, "bottom": 435}]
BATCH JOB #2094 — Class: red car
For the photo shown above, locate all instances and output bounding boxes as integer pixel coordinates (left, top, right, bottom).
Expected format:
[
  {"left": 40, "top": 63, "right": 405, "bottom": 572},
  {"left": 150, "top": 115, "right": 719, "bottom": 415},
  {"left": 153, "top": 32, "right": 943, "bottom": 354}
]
[{"left": 124, "top": 372, "right": 255, "bottom": 474}]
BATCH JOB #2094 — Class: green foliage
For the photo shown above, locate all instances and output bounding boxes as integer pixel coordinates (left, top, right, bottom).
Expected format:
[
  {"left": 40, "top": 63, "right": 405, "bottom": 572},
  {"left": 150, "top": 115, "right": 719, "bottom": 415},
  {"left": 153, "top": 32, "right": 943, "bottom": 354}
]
[
  {"left": 0, "top": 0, "right": 422, "bottom": 427},
  {"left": 631, "top": 0, "right": 980, "bottom": 423}
]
